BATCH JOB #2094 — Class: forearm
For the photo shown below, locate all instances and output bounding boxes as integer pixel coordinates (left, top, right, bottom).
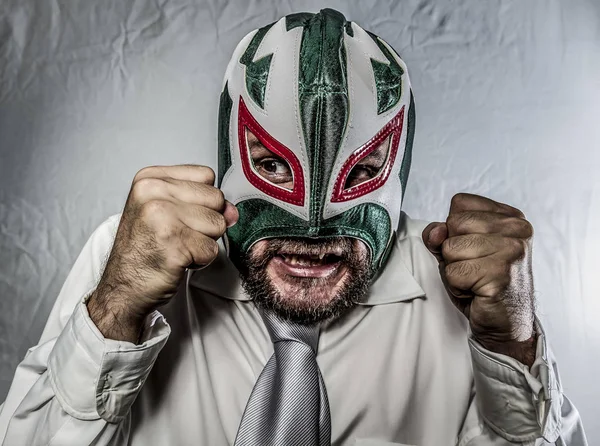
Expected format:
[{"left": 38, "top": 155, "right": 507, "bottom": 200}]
[
  {"left": 476, "top": 335, "right": 537, "bottom": 368},
  {"left": 472, "top": 306, "right": 537, "bottom": 368},
  {"left": 87, "top": 288, "right": 145, "bottom": 344}
]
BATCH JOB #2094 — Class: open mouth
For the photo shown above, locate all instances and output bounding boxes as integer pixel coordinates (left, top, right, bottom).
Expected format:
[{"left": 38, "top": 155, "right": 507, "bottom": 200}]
[{"left": 270, "top": 247, "right": 346, "bottom": 279}]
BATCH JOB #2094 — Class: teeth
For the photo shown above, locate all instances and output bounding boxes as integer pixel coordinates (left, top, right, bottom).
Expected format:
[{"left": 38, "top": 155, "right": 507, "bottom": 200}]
[{"left": 282, "top": 252, "right": 336, "bottom": 267}]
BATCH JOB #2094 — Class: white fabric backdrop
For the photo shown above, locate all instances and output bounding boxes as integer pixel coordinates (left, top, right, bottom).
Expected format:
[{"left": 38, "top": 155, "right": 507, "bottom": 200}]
[{"left": 1, "top": 0, "right": 598, "bottom": 441}]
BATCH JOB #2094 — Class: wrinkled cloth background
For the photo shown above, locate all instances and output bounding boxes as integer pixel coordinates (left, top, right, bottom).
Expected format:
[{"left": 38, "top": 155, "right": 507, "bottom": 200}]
[{"left": 1, "top": 0, "right": 599, "bottom": 441}]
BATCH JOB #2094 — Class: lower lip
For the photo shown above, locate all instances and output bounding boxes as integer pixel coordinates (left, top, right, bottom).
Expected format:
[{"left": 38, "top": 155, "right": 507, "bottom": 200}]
[{"left": 269, "top": 256, "right": 342, "bottom": 278}]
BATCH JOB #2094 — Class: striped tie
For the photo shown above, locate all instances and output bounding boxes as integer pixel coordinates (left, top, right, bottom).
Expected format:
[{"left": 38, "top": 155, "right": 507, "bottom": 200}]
[{"left": 234, "top": 309, "right": 331, "bottom": 446}]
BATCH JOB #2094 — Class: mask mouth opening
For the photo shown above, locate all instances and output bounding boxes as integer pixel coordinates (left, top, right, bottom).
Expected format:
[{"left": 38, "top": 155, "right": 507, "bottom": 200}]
[
  {"left": 238, "top": 234, "right": 374, "bottom": 273},
  {"left": 276, "top": 243, "right": 345, "bottom": 268},
  {"left": 236, "top": 234, "right": 373, "bottom": 289}
]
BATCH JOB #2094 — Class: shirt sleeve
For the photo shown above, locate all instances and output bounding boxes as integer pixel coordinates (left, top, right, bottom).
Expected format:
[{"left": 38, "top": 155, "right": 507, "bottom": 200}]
[
  {"left": 457, "top": 319, "right": 588, "bottom": 446},
  {"left": 0, "top": 215, "right": 170, "bottom": 445},
  {"left": 49, "top": 296, "right": 170, "bottom": 424}
]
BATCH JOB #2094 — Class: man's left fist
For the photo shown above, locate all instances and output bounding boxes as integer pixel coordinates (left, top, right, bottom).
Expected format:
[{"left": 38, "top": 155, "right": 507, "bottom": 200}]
[{"left": 422, "top": 193, "right": 537, "bottom": 365}]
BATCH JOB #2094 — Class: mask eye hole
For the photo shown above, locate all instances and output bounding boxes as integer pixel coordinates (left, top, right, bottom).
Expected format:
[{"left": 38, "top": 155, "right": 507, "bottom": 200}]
[
  {"left": 237, "top": 96, "right": 305, "bottom": 206},
  {"left": 331, "top": 105, "right": 405, "bottom": 203},
  {"left": 247, "top": 128, "right": 294, "bottom": 191},
  {"left": 344, "top": 135, "right": 391, "bottom": 190}
]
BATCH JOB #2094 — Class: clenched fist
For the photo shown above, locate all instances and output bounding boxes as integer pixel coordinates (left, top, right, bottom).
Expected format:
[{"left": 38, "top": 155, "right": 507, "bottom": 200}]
[
  {"left": 422, "top": 193, "right": 537, "bottom": 366},
  {"left": 87, "top": 165, "right": 239, "bottom": 343}
]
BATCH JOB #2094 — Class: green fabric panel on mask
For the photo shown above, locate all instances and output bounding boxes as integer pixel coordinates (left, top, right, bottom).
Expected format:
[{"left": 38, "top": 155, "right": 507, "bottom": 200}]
[
  {"left": 217, "top": 83, "right": 233, "bottom": 188},
  {"left": 240, "top": 23, "right": 275, "bottom": 109},
  {"left": 285, "top": 12, "right": 315, "bottom": 31},
  {"left": 366, "top": 31, "right": 404, "bottom": 115},
  {"left": 296, "top": 9, "right": 349, "bottom": 228},
  {"left": 398, "top": 91, "right": 415, "bottom": 199},
  {"left": 226, "top": 199, "right": 391, "bottom": 274}
]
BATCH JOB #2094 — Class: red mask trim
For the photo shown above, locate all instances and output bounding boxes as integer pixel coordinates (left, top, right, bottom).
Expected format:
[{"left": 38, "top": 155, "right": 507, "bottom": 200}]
[
  {"left": 238, "top": 97, "right": 305, "bottom": 206},
  {"left": 331, "top": 106, "right": 405, "bottom": 203}
]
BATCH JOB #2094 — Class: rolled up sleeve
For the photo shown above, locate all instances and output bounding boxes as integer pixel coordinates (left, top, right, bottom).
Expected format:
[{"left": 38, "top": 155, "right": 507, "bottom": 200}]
[
  {"left": 468, "top": 319, "right": 563, "bottom": 444},
  {"left": 48, "top": 296, "right": 170, "bottom": 424}
]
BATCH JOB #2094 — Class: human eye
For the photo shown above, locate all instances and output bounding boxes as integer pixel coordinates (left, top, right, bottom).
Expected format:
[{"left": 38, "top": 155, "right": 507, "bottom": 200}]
[
  {"left": 247, "top": 129, "right": 294, "bottom": 190},
  {"left": 345, "top": 165, "right": 378, "bottom": 189},
  {"left": 256, "top": 157, "right": 293, "bottom": 184}
]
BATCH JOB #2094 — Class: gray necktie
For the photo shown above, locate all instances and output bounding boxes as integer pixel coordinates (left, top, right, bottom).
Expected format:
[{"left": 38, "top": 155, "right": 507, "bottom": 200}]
[{"left": 234, "top": 309, "right": 331, "bottom": 446}]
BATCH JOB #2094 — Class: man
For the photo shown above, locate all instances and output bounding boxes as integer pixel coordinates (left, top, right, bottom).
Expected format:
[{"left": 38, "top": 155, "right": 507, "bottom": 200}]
[{"left": 0, "top": 8, "right": 587, "bottom": 446}]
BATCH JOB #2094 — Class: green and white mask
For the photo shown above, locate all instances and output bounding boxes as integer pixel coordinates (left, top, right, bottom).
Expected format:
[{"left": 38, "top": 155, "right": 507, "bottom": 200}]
[{"left": 218, "top": 9, "right": 415, "bottom": 275}]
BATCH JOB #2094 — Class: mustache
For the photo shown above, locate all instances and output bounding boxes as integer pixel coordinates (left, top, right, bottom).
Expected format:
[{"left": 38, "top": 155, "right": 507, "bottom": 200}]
[{"left": 249, "top": 237, "right": 368, "bottom": 267}]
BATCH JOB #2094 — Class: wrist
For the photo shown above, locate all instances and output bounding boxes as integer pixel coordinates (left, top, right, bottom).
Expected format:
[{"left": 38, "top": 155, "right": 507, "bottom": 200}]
[
  {"left": 475, "top": 333, "right": 537, "bottom": 368},
  {"left": 87, "top": 289, "right": 147, "bottom": 344}
]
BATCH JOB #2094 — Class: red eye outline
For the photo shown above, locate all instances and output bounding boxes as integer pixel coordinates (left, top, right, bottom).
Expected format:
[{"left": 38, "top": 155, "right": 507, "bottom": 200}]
[
  {"left": 238, "top": 97, "right": 305, "bottom": 206},
  {"left": 331, "top": 106, "right": 405, "bottom": 203}
]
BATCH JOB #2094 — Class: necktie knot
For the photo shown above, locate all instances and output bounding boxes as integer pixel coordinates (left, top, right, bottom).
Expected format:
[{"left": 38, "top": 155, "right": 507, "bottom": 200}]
[{"left": 260, "top": 310, "right": 320, "bottom": 354}]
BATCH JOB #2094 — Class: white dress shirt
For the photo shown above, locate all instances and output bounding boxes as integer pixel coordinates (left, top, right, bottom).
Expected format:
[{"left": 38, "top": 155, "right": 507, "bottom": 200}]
[{"left": 0, "top": 212, "right": 588, "bottom": 445}]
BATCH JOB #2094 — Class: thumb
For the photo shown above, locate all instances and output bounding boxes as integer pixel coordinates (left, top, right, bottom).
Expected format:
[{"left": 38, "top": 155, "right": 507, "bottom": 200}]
[
  {"left": 422, "top": 222, "right": 448, "bottom": 262},
  {"left": 223, "top": 201, "right": 239, "bottom": 228}
]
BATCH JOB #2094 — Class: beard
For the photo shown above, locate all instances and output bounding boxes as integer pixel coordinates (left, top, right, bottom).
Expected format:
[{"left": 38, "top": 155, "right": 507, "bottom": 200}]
[{"left": 238, "top": 237, "right": 372, "bottom": 325}]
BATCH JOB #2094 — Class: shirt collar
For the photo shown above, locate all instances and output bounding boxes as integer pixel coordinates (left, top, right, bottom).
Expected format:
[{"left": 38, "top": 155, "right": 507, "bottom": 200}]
[{"left": 188, "top": 213, "right": 426, "bottom": 305}]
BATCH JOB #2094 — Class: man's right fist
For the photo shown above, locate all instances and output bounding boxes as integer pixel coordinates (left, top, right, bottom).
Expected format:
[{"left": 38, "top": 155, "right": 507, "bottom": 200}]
[{"left": 87, "top": 165, "right": 239, "bottom": 342}]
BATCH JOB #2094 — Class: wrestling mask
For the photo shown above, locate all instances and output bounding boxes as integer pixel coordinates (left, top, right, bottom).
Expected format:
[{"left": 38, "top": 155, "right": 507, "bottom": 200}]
[{"left": 218, "top": 9, "right": 415, "bottom": 275}]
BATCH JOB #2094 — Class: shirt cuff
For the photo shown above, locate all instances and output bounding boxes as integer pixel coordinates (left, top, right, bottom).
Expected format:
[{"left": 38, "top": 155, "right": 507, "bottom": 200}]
[
  {"left": 469, "top": 318, "right": 562, "bottom": 443},
  {"left": 48, "top": 294, "right": 170, "bottom": 423}
]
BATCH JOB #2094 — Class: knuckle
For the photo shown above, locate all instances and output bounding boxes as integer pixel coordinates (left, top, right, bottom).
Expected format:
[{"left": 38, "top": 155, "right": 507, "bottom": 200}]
[
  {"left": 141, "top": 199, "right": 165, "bottom": 215},
  {"left": 139, "top": 200, "right": 169, "bottom": 222},
  {"left": 513, "top": 207, "right": 526, "bottom": 219},
  {"left": 137, "top": 177, "right": 161, "bottom": 189},
  {"left": 134, "top": 166, "right": 158, "bottom": 183},
  {"left": 445, "top": 213, "right": 460, "bottom": 232},
  {"left": 441, "top": 238, "right": 453, "bottom": 258},
  {"left": 509, "top": 217, "right": 533, "bottom": 238},
  {"left": 199, "top": 166, "right": 216, "bottom": 184},
  {"left": 196, "top": 208, "right": 226, "bottom": 235},
  {"left": 522, "top": 219, "right": 534, "bottom": 238},
  {"left": 450, "top": 193, "right": 470, "bottom": 209},
  {"left": 157, "top": 221, "right": 179, "bottom": 241},
  {"left": 509, "top": 237, "right": 528, "bottom": 259},
  {"left": 132, "top": 177, "right": 163, "bottom": 199},
  {"left": 210, "top": 188, "right": 226, "bottom": 208},
  {"left": 447, "top": 211, "right": 474, "bottom": 233}
]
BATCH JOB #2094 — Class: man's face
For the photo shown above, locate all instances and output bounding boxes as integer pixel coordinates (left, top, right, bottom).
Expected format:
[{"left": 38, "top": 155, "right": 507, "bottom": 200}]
[{"left": 237, "top": 130, "right": 387, "bottom": 324}]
